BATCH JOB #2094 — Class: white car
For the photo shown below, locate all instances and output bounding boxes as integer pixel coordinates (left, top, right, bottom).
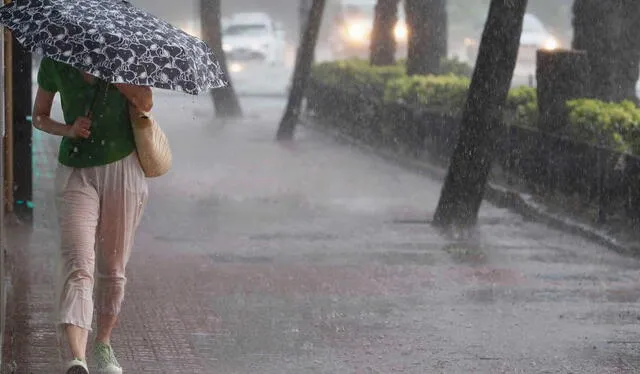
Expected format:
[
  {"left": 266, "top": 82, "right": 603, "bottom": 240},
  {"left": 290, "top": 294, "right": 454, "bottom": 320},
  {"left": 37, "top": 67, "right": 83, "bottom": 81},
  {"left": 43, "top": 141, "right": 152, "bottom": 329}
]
[
  {"left": 464, "top": 13, "right": 560, "bottom": 63},
  {"left": 222, "top": 13, "right": 287, "bottom": 66},
  {"left": 327, "top": 0, "right": 408, "bottom": 60}
]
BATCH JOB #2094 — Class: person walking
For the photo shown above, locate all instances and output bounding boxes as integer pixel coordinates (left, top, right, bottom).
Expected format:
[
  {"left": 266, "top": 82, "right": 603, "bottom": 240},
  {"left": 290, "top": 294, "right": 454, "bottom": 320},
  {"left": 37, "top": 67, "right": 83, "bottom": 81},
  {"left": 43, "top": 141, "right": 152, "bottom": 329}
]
[
  {"left": 33, "top": 57, "right": 153, "bottom": 374},
  {"left": 0, "top": 0, "right": 227, "bottom": 372}
]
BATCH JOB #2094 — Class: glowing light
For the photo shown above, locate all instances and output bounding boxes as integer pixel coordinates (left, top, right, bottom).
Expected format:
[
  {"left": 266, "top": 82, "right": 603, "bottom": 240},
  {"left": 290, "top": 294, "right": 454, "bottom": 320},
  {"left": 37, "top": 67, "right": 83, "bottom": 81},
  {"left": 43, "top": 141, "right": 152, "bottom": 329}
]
[
  {"left": 394, "top": 22, "right": 408, "bottom": 41},
  {"left": 346, "top": 22, "right": 370, "bottom": 43},
  {"left": 542, "top": 37, "right": 559, "bottom": 51},
  {"left": 229, "top": 63, "right": 244, "bottom": 73}
]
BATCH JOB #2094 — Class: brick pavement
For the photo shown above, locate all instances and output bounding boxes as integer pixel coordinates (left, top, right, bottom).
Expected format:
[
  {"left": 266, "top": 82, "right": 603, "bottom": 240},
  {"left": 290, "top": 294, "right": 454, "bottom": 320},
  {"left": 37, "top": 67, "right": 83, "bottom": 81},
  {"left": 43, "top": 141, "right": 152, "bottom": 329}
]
[{"left": 4, "top": 94, "right": 640, "bottom": 373}]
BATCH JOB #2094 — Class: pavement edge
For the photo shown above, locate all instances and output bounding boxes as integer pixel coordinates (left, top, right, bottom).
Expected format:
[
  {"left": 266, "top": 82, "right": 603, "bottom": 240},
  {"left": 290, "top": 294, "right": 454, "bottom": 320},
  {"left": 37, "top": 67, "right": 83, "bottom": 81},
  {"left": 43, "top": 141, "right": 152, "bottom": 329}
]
[{"left": 302, "top": 117, "right": 639, "bottom": 257}]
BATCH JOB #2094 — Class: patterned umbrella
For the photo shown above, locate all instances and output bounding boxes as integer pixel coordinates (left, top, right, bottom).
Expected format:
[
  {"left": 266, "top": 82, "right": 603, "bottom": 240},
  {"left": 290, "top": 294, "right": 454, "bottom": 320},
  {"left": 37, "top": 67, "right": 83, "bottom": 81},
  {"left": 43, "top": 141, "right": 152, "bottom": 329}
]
[{"left": 0, "top": 0, "right": 227, "bottom": 94}]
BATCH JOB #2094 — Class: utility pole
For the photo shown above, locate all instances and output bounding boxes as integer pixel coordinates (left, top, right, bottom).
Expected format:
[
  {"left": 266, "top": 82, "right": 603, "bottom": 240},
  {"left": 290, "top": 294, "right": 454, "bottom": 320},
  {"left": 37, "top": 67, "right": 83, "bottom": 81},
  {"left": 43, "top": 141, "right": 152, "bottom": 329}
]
[
  {"left": 0, "top": 16, "right": 5, "bottom": 364},
  {"left": 11, "top": 34, "right": 32, "bottom": 219},
  {"left": 3, "top": 25, "right": 12, "bottom": 217},
  {"left": 3, "top": 0, "right": 33, "bottom": 219}
]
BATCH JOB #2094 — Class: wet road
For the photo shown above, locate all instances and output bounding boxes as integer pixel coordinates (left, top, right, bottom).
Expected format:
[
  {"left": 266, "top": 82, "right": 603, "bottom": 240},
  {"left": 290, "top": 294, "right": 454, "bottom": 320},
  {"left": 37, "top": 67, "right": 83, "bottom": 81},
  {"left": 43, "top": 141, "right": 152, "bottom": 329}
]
[{"left": 6, "top": 93, "right": 640, "bottom": 373}]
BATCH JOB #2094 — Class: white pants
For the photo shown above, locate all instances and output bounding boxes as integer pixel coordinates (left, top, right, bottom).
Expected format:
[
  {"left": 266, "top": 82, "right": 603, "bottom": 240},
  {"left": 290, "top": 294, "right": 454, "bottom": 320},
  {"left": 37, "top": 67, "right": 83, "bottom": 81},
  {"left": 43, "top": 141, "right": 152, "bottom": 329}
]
[{"left": 54, "top": 152, "right": 148, "bottom": 335}]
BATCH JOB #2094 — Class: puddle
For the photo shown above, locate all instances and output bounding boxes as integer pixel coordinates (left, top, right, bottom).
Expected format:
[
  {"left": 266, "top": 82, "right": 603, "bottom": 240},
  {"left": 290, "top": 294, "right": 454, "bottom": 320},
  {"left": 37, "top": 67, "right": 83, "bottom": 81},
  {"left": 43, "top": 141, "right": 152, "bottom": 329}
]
[
  {"left": 442, "top": 243, "right": 487, "bottom": 264},
  {"left": 209, "top": 253, "right": 274, "bottom": 264}
]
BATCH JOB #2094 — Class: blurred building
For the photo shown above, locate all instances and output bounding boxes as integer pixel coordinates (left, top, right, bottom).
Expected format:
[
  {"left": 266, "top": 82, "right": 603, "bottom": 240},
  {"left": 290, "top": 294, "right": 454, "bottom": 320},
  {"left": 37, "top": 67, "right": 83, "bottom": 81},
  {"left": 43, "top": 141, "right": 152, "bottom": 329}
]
[{"left": 130, "top": 0, "right": 300, "bottom": 42}]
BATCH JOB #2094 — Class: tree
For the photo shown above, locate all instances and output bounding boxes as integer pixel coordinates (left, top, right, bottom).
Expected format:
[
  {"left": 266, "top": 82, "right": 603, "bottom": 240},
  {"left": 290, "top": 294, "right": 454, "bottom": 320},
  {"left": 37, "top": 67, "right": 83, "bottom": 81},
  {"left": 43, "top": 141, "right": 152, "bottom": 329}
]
[
  {"left": 405, "top": 0, "right": 447, "bottom": 76},
  {"left": 573, "top": 0, "right": 640, "bottom": 103},
  {"left": 200, "top": 0, "right": 242, "bottom": 118},
  {"left": 433, "top": 0, "right": 528, "bottom": 227},
  {"left": 276, "top": 0, "right": 327, "bottom": 141},
  {"left": 370, "top": 0, "right": 400, "bottom": 66},
  {"left": 299, "top": 0, "right": 313, "bottom": 43},
  {"left": 614, "top": 0, "right": 640, "bottom": 104}
]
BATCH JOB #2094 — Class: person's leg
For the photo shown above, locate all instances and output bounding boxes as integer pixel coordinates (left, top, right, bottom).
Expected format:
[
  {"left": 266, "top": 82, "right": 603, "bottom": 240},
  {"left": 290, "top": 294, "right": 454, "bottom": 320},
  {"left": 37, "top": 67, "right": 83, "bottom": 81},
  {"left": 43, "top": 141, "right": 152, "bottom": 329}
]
[
  {"left": 93, "top": 153, "right": 147, "bottom": 348},
  {"left": 65, "top": 325, "right": 89, "bottom": 359},
  {"left": 55, "top": 166, "right": 100, "bottom": 363}
]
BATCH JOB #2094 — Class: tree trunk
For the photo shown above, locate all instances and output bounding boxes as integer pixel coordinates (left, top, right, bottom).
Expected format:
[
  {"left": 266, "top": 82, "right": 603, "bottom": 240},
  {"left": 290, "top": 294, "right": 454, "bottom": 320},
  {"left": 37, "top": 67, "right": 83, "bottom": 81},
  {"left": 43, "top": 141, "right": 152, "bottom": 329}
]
[
  {"left": 405, "top": 0, "right": 448, "bottom": 76},
  {"left": 536, "top": 50, "right": 590, "bottom": 133},
  {"left": 299, "top": 0, "right": 313, "bottom": 44},
  {"left": 616, "top": 0, "right": 640, "bottom": 103},
  {"left": 573, "top": 0, "right": 640, "bottom": 103},
  {"left": 200, "top": 0, "right": 242, "bottom": 118},
  {"left": 276, "top": 0, "right": 326, "bottom": 141},
  {"left": 433, "top": 0, "right": 528, "bottom": 227},
  {"left": 370, "top": 0, "right": 400, "bottom": 66}
]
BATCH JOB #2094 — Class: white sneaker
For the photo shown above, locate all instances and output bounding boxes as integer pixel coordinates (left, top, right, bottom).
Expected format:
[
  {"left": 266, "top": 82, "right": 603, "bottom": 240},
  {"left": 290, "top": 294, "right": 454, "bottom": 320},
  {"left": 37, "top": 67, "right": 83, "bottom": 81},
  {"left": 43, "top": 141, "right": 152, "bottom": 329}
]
[
  {"left": 65, "top": 358, "right": 89, "bottom": 374},
  {"left": 92, "top": 342, "right": 123, "bottom": 374}
]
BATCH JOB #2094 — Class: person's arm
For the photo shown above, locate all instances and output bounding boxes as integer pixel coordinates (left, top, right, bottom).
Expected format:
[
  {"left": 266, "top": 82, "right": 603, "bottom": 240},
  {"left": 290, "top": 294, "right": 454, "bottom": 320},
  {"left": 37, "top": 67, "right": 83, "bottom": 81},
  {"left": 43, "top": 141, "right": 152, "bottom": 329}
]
[
  {"left": 32, "top": 87, "right": 70, "bottom": 137},
  {"left": 114, "top": 83, "right": 153, "bottom": 112},
  {"left": 32, "top": 87, "right": 91, "bottom": 139}
]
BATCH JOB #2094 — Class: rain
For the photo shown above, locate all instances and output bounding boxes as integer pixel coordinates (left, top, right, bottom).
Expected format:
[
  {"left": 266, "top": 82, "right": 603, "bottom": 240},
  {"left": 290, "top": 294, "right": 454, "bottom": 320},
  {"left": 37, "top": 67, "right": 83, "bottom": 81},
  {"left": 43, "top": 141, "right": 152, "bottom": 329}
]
[{"left": 1, "top": 0, "right": 640, "bottom": 373}]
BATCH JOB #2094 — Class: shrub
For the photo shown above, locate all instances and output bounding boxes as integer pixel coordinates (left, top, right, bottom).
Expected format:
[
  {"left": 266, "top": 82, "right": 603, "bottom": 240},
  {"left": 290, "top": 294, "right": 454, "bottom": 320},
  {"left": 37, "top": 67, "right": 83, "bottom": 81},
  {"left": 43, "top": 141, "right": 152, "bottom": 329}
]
[
  {"left": 506, "top": 86, "right": 538, "bottom": 128},
  {"left": 384, "top": 74, "right": 470, "bottom": 113},
  {"left": 311, "top": 59, "right": 640, "bottom": 155},
  {"left": 311, "top": 57, "right": 472, "bottom": 98},
  {"left": 311, "top": 59, "right": 405, "bottom": 98},
  {"left": 396, "top": 57, "right": 474, "bottom": 77},
  {"left": 439, "top": 57, "right": 474, "bottom": 78},
  {"left": 565, "top": 99, "right": 640, "bottom": 153}
]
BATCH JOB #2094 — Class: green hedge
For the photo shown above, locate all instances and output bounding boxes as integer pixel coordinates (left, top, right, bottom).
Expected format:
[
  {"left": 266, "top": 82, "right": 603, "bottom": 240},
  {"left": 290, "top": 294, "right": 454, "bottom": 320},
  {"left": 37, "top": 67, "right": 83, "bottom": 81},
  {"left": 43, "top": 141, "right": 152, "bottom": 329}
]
[
  {"left": 311, "top": 59, "right": 640, "bottom": 155},
  {"left": 395, "top": 57, "right": 474, "bottom": 78},
  {"left": 384, "top": 74, "right": 469, "bottom": 113},
  {"left": 311, "top": 59, "right": 405, "bottom": 98},
  {"left": 565, "top": 99, "right": 640, "bottom": 153},
  {"left": 506, "top": 86, "right": 538, "bottom": 129}
]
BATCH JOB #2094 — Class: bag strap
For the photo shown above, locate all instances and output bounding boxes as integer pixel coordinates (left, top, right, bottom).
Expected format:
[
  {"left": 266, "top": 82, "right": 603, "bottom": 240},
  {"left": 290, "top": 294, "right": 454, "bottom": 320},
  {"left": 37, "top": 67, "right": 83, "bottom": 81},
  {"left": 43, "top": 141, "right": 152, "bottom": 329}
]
[{"left": 85, "top": 80, "right": 110, "bottom": 118}]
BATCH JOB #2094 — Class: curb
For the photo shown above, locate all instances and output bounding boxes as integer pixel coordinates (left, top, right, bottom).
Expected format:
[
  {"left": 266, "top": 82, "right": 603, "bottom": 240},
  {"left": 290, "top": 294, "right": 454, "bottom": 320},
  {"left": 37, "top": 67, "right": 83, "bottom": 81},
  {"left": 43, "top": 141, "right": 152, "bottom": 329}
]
[{"left": 302, "top": 118, "right": 637, "bottom": 256}]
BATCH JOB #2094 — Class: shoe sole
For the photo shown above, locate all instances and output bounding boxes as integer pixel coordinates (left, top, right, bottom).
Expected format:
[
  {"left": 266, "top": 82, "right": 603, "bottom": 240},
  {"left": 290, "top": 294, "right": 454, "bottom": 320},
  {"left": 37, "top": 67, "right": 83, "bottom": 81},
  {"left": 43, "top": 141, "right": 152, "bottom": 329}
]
[
  {"left": 66, "top": 366, "right": 89, "bottom": 374},
  {"left": 95, "top": 369, "right": 123, "bottom": 374}
]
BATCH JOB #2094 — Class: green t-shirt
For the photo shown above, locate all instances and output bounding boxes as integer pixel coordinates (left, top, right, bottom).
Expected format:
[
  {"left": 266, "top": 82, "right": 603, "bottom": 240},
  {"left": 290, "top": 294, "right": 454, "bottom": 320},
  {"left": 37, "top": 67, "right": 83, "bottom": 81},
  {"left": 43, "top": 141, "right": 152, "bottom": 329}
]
[{"left": 37, "top": 58, "right": 136, "bottom": 168}]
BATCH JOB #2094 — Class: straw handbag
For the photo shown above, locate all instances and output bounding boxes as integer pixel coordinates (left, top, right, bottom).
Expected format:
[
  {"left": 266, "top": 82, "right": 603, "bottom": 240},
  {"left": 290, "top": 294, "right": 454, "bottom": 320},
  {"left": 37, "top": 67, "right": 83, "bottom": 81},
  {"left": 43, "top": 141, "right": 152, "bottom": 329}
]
[
  {"left": 129, "top": 106, "right": 172, "bottom": 178},
  {"left": 89, "top": 82, "right": 172, "bottom": 178}
]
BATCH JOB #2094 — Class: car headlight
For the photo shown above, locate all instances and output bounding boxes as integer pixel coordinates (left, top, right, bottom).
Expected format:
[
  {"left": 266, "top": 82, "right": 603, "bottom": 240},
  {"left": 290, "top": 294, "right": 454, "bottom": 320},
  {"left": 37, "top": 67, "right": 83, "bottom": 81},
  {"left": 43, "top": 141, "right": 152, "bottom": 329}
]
[
  {"left": 346, "top": 22, "right": 370, "bottom": 43},
  {"left": 542, "top": 37, "right": 559, "bottom": 51},
  {"left": 223, "top": 43, "right": 232, "bottom": 52},
  {"left": 394, "top": 22, "right": 408, "bottom": 41},
  {"left": 229, "top": 62, "right": 244, "bottom": 73}
]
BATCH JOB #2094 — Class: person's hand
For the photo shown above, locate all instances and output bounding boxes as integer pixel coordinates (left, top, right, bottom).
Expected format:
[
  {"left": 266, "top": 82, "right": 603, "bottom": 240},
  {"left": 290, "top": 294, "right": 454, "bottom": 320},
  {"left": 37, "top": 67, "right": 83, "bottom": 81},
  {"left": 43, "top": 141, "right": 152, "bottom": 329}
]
[
  {"left": 66, "top": 116, "right": 91, "bottom": 139},
  {"left": 114, "top": 83, "right": 153, "bottom": 112}
]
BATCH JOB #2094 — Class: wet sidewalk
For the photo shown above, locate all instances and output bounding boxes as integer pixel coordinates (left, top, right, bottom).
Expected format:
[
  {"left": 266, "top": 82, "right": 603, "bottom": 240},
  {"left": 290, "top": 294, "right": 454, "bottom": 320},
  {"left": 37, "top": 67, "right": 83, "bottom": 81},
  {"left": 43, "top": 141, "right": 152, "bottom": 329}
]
[{"left": 5, "top": 93, "right": 640, "bottom": 373}]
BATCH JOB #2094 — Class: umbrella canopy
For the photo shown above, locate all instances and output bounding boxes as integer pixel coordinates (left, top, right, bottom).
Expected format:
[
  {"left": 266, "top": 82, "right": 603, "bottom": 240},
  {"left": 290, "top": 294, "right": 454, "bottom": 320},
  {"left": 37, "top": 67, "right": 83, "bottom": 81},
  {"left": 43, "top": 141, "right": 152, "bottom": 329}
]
[{"left": 0, "top": 0, "right": 227, "bottom": 95}]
